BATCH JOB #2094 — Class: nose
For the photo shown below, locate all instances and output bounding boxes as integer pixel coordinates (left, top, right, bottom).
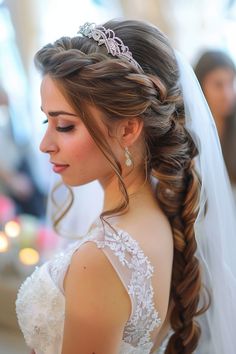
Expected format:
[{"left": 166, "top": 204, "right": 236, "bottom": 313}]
[{"left": 40, "top": 130, "right": 58, "bottom": 154}]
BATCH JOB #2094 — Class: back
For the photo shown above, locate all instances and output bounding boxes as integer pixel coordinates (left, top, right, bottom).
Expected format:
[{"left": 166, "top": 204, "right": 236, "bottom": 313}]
[{"left": 107, "top": 204, "right": 174, "bottom": 345}]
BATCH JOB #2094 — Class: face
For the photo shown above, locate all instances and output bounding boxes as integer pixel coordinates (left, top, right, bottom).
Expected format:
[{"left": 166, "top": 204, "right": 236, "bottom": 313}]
[
  {"left": 40, "top": 75, "right": 116, "bottom": 186},
  {"left": 202, "top": 67, "right": 236, "bottom": 119}
]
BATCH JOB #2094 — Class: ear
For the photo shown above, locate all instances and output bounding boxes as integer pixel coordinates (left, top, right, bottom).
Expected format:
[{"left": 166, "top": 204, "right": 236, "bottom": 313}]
[{"left": 117, "top": 117, "right": 144, "bottom": 147}]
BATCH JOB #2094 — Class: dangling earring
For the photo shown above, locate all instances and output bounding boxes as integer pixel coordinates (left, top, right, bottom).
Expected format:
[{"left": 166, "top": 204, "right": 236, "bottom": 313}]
[{"left": 124, "top": 147, "right": 133, "bottom": 167}]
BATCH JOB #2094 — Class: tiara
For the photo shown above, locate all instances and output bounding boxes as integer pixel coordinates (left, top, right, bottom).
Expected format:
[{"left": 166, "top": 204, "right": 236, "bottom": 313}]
[{"left": 78, "top": 22, "right": 141, "bottom": 70}]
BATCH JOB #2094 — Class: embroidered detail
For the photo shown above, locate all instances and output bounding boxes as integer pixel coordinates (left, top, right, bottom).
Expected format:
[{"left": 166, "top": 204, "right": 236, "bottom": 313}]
[
  {"left": 49, "top": 232, "right": 98, "bottom": 286},
  {"left": 93, "top": 224, "right": 162, "bottom": 347},
  {"left": 49, "top": 241, "right": 85, "bottom": 287},
  {"left": 16, "top": 264, "right": 65, "bottom": 353}
]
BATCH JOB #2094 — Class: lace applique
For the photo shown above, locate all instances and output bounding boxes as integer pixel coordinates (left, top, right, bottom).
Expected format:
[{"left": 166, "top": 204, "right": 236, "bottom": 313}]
[
  {"left": 49, "top": 239, "right": 88, "bottom": 289},
  {"left": 93, "top": 223, "right": 162, "bottom": 347},
  {"left": 50, "top": 251, "right": 70, "bottom": 288}
]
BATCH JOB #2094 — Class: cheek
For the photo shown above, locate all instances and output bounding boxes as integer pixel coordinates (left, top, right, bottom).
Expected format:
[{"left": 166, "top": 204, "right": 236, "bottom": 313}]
[
  {"left": 75, "top": 132, "right": 95, "bottom": 157},
  {"left": 70, "top": 128, "right": 106, "bottom": 165}
]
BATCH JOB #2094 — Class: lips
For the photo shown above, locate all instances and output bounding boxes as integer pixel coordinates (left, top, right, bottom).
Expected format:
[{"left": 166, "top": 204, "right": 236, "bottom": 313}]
[{"left": 50, "top": 162, "right": 69, "bottom": 173}]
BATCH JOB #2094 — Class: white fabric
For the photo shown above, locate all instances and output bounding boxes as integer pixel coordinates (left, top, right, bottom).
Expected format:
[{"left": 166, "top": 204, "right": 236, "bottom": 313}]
[
  {"left": 175, "top": 51, "right": 236, "bottom": 353},
  {"left": 16, "top": 220, "right": 165, "bottom": 354}
]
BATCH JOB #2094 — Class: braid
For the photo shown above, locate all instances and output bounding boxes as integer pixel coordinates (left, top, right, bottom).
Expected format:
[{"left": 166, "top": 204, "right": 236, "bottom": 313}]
[{"left": 148, "top": 97, "right": 206, "bottom": 352}]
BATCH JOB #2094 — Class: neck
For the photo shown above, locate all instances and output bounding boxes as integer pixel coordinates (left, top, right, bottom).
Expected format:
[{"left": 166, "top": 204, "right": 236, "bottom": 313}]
[{"left": 100, "top": 170, "right": 155, "bottom": 214}]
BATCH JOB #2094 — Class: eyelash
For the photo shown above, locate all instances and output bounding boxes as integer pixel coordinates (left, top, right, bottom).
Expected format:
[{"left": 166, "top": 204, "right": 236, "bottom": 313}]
[{"left": 42, "top": 119, "right": 75, "bottom": 132}]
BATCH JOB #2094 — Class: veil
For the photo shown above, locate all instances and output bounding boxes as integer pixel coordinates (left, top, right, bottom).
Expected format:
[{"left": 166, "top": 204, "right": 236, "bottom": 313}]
[
  {"left": 45, "top": 49, "right": 236, "bottom": 353},
  {"left": 175, "top": 51, "right": 236, "bottom": 353}
]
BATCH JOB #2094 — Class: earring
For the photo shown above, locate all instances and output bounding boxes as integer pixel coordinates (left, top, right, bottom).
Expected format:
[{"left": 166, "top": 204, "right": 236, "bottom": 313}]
[{"left": 124, "top": 147, "right": 133, "bottom": 167}]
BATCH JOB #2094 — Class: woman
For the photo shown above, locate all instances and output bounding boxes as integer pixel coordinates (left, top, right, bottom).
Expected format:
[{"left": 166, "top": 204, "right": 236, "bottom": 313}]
[
  {"left": 16, "top": 20, "right": 236, "bottom": 354},
  {"left": 195, "top": 50, "right": 236, "bottom": 187}
]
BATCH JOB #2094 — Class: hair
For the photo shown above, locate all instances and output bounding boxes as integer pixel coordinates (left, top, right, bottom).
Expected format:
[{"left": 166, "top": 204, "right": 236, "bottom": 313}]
[
  {"left": 35, "top": 19, "right": 209, "bottom": 353},
  {"left": 195, "top": 50, "right": 236, "bottom": 183},
  {"left": 194, "top": 50, "right": 236, "bottom": 83}
]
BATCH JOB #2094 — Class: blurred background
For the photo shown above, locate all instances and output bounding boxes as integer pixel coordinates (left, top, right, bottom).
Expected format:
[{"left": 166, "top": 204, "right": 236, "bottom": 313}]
[{"left": 0, "top": 0, "right": 236, "bottom": 353}]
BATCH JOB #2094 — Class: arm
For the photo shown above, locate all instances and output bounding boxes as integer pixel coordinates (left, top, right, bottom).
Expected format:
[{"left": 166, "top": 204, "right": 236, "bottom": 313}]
[{"left": 62, "top": 241, "right": 131, "bottom": 354}]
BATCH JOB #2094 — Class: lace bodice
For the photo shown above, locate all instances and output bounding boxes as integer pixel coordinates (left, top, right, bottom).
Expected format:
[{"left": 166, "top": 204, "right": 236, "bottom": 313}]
[{"left": 16, "top": 221, "right": 168, "bottom": 354}]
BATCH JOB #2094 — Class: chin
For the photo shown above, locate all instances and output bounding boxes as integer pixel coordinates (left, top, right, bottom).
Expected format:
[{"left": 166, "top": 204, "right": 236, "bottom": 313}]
[{"left": 62, "top": 176, "right": 96, "bottom": 187}]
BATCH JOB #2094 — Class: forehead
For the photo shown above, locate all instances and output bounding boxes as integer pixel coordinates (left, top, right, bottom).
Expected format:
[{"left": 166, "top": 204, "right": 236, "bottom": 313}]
[
  {"left": 40, "top": 75, "right": 111, "bottom": 130},
  {"left": 205, "top": 68, "right": 236, "bottom": 82},
  {"left": 40, "top": 75, "right": 74, "bottom": 112}
]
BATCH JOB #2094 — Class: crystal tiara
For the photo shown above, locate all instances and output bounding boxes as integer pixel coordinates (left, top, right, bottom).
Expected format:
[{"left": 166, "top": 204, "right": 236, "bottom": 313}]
[{"left": 78, "top": 22, "right": 141, "bottom": 70}]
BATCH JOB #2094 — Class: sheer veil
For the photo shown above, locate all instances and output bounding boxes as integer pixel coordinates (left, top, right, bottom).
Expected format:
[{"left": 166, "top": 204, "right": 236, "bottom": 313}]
[
  {"left": 175, "top": 51, "right": 236, "bottom": 353},
  {"left": 46, "top": 49, "right": 236, "bottom": 353}
]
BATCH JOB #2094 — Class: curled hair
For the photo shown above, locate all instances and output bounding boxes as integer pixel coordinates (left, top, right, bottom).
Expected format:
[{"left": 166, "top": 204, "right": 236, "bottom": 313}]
[{"left": 35, "top": 19, "right": 209, "bottom": 353}]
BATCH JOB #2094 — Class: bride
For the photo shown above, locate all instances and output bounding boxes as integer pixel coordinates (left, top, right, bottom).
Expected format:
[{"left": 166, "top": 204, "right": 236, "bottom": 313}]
[{"left": 16, "top": 19, "right": 236, "bottom": 354}]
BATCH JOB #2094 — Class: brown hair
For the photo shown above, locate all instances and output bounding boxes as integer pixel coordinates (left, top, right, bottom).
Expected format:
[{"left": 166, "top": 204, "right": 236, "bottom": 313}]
[{"left": 35, "top": 19, "right": 208, "bottom": 353}]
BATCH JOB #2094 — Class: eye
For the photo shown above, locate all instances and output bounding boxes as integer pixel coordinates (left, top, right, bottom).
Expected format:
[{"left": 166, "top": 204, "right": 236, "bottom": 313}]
[
  {"left": 42, "top": 119, "right": 74, "bottom": 132},
  {"left": 56, "top": 125, "right": 75, "bottom": 132}
]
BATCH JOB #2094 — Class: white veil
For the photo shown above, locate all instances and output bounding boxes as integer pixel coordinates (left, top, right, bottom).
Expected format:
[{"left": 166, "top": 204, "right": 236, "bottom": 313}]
[{"left": 175, "top": 51, "right": 236, "bottom": 353}]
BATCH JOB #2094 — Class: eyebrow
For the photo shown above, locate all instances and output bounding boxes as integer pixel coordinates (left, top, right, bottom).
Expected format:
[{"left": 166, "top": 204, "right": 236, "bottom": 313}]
[{"left": 40, "top": 107, "right": 77, "bottom": 117}]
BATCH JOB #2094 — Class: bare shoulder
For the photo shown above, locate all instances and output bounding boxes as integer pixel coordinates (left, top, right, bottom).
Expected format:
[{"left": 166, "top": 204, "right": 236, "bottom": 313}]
[
  {"left": 64, "top": 241, "right": 131, "bottom": 323},
  {"left": 61, "top": 241, "right": 131, "bottom": 353}
]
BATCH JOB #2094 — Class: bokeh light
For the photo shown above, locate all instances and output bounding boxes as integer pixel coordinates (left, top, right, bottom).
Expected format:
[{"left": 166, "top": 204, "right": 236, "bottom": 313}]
[
  {"left": 5, "top": 220, "right": 21, "bottom": 238},
  {"left": 0, "top": 231, "right": 9, "bottom": 252},
  {"left": 19, "top": 248, "right": 39, "bottom": 265}
]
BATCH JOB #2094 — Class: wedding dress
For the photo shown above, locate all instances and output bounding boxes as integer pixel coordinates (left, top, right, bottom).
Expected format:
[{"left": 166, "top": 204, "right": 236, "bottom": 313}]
[{"left": 16, "top": 218, "right": 169, "bottom": 354}]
